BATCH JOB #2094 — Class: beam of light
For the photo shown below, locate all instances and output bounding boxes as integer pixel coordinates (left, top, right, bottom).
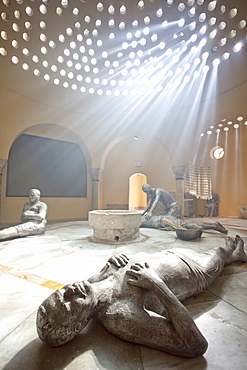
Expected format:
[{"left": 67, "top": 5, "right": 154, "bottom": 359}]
[
  {"left": 219, "top": 122, "right": 245, "bottom": 216},
  {"left": 216, "top": 125, "right": 227, "bottom": 212},
  {"left": 237, "top": 125, "right": 244, "bottom": 200},
  {"left": 211, "top": 130, "right": 221, "bottom": 185},
  {"left": 77, "top": 17, "right": 205, "bottom": 98},
  {"left": 193, "top": 135, "right": 204, "bottom": 166},
  {"left": 49, "top": 7, "right": 231, "bottom": 158},
  {"left": 95, "top": 29, "right": 221, "bottom": 161},
  {"left": 193, "top": 132, "right": 212, "bottom": 167},
  {"left": 165, "top": 66, "right": 212, "bottom": 155},
  {"left": 189, "top": 59, "right": 218, "bottom": 135},
  {"left": 215, "top": 129, "right": 220, "bottom": 148},
  {"left": 192, "top": 79, "right": 223, "bottom": 167},
  {"left": 233, "top": 124, "right": 243, "bottom": 206}
]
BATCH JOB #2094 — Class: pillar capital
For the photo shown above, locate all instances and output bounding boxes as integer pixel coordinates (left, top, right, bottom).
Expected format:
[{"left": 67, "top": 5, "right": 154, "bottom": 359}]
[
  {"left": 0, "top": 159, "right": 7, "bottom": 174},
  {"left": 172, "top": 165, "right": 186, "bottom": 180},
  {"left": 88, "top": 168, "right": 102, "bottom": 181}
]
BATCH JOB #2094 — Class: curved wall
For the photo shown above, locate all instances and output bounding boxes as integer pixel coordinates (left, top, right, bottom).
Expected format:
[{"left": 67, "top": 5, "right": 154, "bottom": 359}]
[
  {"left": 1, "top": 82, "right": 247, "bottom": 221},
  {"left": 100, "top": 136, "right": 175, "bottom": 210}
]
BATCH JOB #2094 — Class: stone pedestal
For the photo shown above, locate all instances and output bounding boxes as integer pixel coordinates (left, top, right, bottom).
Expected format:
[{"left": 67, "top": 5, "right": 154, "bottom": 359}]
[{"left": 89, "top": 210, "right": 142, "bottom": 243}]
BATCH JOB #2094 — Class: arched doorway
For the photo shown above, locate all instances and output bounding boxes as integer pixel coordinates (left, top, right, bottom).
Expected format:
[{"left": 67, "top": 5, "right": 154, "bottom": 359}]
[{"left": 129, "top": 173, "right": 147, "bottom": 210}]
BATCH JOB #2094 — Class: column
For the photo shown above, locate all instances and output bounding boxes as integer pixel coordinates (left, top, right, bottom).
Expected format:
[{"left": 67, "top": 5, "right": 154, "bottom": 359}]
[
  {"left": 0, "top": 159, "right": 7, "bottom": 222},
  {"left": 172, "top": 165, "right": 186, "bottom": 219},
  {"left": 88, "top": 168, "right": 102, "bottom": 210}
]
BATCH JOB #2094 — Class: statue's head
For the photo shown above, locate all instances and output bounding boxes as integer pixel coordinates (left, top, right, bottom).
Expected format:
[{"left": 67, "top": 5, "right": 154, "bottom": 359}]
[
  {"left": 142, "top": 184, "right": 152, "bottom": 194},
  {"left": 29, "top": 189, "right": 41, "bottom": 202},
  {"left": 36, "top": 281, "right": 97, "bottom": 346}
]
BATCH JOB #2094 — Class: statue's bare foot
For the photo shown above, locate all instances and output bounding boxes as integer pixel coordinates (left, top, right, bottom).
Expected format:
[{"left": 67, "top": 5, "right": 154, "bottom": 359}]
[
  {"left": 232, "top": 235, "right": 247, "bottom": 263},
  {"left": 225, "top": 235, "right": 247, "bottom": 263},
  {"left": 225, "top": 236, "right": 236, "bottom": 251},
  {"left": 215, "top": 222, "right": 228, "bottom": 234}
]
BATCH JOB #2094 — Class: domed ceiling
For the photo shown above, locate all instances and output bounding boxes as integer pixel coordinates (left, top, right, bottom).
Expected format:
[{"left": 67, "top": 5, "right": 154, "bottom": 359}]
[{"left": 0, "top": 0, "right": 247, "bottom": 135}]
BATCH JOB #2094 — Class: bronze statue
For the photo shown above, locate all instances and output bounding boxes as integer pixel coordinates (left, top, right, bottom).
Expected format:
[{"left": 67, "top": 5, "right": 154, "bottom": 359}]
[
  {"left": 142, "top": 184, "right": 181, "bottom": 219},
  {"left": 37, "top": 235, "right": 246, "bottom": 357},
  {"left": 141, "top": 184, "right": 227, "bottom": 234},
  {"left": 205, "top": 192, "right": 219, "bottom": 217},
  {"left": 0, "top": 189, "right": 47, "bottom": 241},
  {"left": 141, "top": 214, "right": 228, "bottom": 234}
]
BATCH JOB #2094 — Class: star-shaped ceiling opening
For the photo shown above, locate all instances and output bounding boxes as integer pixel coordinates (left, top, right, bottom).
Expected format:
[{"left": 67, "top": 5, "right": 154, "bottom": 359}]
[{"left": 0, "top": 0, "right": 246, "bottom": 97}]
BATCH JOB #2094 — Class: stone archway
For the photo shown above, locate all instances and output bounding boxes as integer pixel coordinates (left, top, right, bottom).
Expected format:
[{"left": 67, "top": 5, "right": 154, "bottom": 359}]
[
  {"left": 0, "top": 123, "right": 93, "bottom": 222},
  {"left": 100, "top": 135, "right": 175, "bottom": 210}
]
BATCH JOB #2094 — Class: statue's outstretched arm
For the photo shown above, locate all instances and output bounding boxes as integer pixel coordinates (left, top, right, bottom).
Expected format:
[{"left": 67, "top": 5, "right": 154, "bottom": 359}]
[
  {"left": 125, "top": 263, "right": 208, "bottom": 357},
  {"left": 142, "top": 196, "right": 152, "bottom": 215}
]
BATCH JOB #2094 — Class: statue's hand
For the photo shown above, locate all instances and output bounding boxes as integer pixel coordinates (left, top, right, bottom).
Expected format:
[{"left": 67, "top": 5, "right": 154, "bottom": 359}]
[
  {"left": 126, "top": 262, "right": 161, "bottom": 290},
  {"left": 145, "top": 212, "right": 152, "bottom": 220},
  {"left": 107, "top": 254, "right": 129, "bottom": 268}
]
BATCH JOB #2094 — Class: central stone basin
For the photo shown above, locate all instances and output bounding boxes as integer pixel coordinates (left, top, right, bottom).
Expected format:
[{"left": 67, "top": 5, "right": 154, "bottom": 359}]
[{"left": 88, "top": 210, "right": 142, "bottom": 243}]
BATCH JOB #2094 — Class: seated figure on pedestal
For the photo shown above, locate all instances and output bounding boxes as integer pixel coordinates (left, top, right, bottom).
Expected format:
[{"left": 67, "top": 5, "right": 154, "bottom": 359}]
[
  {"left": 0, "top": 189, "right": 47, "bottom": 242},
  {"left": 205, "top": 192, "right": 219, "bottom": 217},
  {"left": 141, "top": 184, "right": 227, "bottom": 234},
  {"left": 37, "top": 235, "right": 247, "bottom": 357}
]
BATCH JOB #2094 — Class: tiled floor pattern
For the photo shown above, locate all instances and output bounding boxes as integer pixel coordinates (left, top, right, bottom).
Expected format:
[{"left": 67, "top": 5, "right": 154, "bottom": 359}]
[{"left": 0, "top": 217, "right": 247, "bottom": 369}]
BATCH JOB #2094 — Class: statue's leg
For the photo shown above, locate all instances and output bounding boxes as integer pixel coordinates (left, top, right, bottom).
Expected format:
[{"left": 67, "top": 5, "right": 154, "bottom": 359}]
[
  {"left": 171, "top": 236, "right": 246, "bottom": 292},
  {"left": 223, "top": 235, "right": 247, "bottom": 264},
  {"left": 0, "top": 223, "right": 45, "bottom": 241},
  {"left": 200, "top": 235, "right": 246, "bottom": 269},
  {"left": 186, "top": 221, "right": 228, "bottom": 234},
  {"left": 141, "top": 216, "right": 165, "bottom": 229},
  {"left": 16, "top": 222, "right": 45, "bottom": 237},
  {"left": 210, "top": 205, "right": 214, "bottom": 217},
  {"left": 0, "top": 226, "right": 19, "bottom": 241},
  {"left": 167, "top": 202, "right": 181, "bottom": 218}
]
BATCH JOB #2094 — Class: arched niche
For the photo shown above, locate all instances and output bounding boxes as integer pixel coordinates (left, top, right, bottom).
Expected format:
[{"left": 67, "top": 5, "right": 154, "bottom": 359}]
[{"left": 6, "top": 123, "right": 91, "bottom": 198}]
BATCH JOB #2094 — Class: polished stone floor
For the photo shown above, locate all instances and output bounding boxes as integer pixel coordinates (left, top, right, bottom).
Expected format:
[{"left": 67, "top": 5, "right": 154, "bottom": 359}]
[{"left": 0, "top": 217, "right": 247, "bottom": 370}]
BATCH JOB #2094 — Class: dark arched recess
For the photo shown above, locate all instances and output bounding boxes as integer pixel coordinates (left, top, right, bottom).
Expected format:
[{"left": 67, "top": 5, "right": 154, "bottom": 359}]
[{"left": 6, "top": 134, "right": 87, "bottom": 197}]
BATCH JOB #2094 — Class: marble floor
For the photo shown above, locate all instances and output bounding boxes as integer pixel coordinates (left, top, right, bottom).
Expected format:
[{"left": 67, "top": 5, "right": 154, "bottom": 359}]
[{"left": 0, "top": 217, "right": 247, "bottom": 370}]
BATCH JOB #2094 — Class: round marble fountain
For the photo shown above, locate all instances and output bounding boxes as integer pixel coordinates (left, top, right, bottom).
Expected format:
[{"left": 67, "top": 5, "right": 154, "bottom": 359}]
[{"left": 88, "top": 210, "right": 142, "bottom": 243}]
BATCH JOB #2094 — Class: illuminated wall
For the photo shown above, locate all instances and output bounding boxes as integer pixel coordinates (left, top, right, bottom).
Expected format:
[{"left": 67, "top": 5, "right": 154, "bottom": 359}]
[
  {"left": 195, "top": 121, "right": 247, "bottom": 217},
  {"left": 0, "top": 80, "right": 246, "bottom": 222}
]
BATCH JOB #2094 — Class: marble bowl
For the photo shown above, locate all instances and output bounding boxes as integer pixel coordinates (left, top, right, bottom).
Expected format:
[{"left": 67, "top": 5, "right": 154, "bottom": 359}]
[
  {"left": 88, "top": 210, "right": 142, "bottom": 242},
  {"left": 175, "top": 228, "right": 203, "bottom": 241}
]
